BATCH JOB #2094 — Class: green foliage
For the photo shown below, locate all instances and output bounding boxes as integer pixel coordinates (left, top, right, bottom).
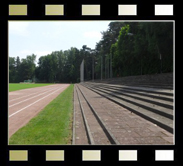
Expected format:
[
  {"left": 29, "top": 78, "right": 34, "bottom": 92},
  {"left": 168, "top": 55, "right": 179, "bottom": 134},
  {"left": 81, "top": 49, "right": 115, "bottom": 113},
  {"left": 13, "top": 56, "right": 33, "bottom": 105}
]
[
  {"left": 9, "top": 54, "right": 36, "bottom": 83},
  {"left": 111, "top": 22, "right": 173, "bottom": 76},
  {"left": 9, "top": 22, "right": 173, "bottom": 83}
]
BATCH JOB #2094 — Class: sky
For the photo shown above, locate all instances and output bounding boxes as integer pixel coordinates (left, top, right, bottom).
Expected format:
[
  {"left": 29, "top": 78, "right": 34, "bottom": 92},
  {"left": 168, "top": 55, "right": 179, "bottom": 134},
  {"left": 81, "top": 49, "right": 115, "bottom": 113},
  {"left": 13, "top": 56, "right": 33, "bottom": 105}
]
[{"left": 9, "top": 21, "right": 112, "bottom": 64}]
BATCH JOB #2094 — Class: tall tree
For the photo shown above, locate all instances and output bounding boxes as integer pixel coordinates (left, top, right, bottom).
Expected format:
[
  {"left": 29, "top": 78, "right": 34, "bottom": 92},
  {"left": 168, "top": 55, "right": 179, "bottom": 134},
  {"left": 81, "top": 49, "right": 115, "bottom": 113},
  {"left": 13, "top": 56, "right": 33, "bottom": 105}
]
[{"left": 9, "top": 57, "right": 16, "bottom": 82}]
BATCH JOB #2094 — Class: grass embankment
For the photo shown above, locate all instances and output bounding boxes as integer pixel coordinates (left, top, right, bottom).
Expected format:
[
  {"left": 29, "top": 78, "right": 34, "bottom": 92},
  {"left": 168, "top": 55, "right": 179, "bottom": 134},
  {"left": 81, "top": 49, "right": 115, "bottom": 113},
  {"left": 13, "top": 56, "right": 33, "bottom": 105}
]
[
  {"left": 9, "top": 83, "right": 54, "bottom": 92},
  {"left": 9, "top": 84, "right": 74, "bottom": 145}
]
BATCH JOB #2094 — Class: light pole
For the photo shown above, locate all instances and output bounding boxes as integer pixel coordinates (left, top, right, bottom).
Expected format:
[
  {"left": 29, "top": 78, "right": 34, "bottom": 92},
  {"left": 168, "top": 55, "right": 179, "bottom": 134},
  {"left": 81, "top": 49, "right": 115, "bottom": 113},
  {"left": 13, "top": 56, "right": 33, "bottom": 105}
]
[
  {"left": 105, "top": 55, "right": 106, "bottom": 79},
  {"left": 91, "top": 49, "right": 95, "bottom": 82},
  {"left": 80, "top": 60, "right": 84, "bottom": 82},
  {"left": 110, "top": 53, "right": 112, "bottom": 78},
  {"left": 105, "top": 54, "right": 107, "bottom": 79},
  {"left": 140, "top": 54, "right": 142, "bottom": 75},
  {"left": 127, "top": 32, "right": 136, "bottom": 76},
  {"left": 108, "top": 55, "right": 110, "bottom": 78},
  {"left": 156, "top": 44, "right": 162, "bottom": 73},
  {"left": 101, "top": 56, "right": 103, "bottom": 80},
  {"left": 160, "top": 53, "right": 162, "bottom": 73},
  {"left": 92, "top": 53, "right": 94, "bottom": 82}
]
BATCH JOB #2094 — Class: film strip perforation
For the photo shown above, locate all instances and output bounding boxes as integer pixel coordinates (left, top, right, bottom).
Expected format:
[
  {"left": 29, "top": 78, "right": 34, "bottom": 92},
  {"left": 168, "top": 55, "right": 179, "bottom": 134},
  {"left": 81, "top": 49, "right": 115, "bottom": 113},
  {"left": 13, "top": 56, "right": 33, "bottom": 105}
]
[
  {"left": 8, "top": 4, "right": 174, "bottom": 16},
  {"left": 9, "top": 4, "right": 28, "bottom": 16},
  {"left": 45, "top": 4, "right": 64, "bottom": 16},
  {"left": 8, "top": 149, "right": 175, "bottom": 161},
  {"left": 118, "top": 4, "right": 137, "bottom": 16},
  {"left": 154, "top": 4, "right": 174, "bottom": 16}
]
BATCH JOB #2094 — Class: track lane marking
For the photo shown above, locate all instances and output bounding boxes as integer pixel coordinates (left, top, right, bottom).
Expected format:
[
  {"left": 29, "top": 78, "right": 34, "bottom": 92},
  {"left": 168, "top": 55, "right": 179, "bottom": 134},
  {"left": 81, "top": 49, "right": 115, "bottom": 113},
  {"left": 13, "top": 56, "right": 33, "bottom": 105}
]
[
  {"left": 9, "top": 84, "right": 57, "bottom": 93},
  {"left": 9, "top": 85, "right": 68, "bottom": 118},
  {"left": 9, "top": 85, "right": 59, "bottom": 102},
  {"left": 9, "top": 86, "right": 61, "bottom": 108}
]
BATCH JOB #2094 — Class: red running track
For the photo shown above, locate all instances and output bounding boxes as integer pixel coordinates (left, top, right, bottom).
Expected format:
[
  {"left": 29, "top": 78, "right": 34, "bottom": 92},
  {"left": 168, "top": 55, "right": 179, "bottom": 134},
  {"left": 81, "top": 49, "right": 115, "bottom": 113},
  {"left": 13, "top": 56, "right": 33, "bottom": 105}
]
[{"left": 8, "top": 84, "right": 70, "bottom": 139}]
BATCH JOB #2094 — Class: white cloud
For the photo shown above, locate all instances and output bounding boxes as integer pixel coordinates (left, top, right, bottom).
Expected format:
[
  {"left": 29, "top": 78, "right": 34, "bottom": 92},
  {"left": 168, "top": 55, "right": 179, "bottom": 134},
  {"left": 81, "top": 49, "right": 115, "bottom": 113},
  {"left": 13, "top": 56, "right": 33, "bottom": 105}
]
[
  {"left": 9, "top": 21, "right": 30, "bottom": 37},
  {"left": 83, "top": 31, "right": 102, "bottom": 39}
]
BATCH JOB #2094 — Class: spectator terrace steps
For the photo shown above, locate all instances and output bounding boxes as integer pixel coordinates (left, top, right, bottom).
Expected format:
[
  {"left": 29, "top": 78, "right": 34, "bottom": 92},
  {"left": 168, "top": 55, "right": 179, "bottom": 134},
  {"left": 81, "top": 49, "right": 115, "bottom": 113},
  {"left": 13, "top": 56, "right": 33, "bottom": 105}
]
[{"left": 81, "top": 82, "right": 174, "bottom": 134}]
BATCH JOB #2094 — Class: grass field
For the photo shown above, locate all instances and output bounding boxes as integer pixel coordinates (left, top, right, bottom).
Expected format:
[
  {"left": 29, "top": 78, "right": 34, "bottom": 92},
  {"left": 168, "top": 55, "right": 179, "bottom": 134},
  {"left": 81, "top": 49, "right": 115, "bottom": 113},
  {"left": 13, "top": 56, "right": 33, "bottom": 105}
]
[
  {"left": 9, "top": 83, "right": 54, "bottom": 92},
  {"left": 9, "top": 84, "right": 74, "bottom": 145}
]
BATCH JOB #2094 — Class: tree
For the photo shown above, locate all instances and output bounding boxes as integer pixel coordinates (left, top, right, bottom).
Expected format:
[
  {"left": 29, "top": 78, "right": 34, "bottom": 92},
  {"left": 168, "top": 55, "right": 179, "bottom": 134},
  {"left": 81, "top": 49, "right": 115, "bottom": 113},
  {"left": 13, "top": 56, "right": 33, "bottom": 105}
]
[
  {"left": 9, "top": 22, "right": 173, "bottom": 83},
  {"left": 15, "top": 56, "right": 21, "bottom": 82},
  {"left": 111, "top": 22, "right": 173, "bottom": 77},
  {"left": 9, "top": 57, "right": 16, "bottom": 82}
]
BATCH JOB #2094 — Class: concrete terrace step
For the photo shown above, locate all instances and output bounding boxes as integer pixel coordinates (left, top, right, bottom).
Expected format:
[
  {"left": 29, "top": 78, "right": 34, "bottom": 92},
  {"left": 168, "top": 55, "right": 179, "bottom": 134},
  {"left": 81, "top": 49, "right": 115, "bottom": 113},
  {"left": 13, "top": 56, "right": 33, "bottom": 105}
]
[
  {"left": 87, "top": 85, "right": 173, "bottom": 109},
  {"left": 127, "top": 84, "right": 173, "bottom": 89},
  {"left": 86, "top": 83, "right": 173, "bottom": 103},
  {"left": 89, "top": 73, "right": 173, "bottom": 89},
  {"left": 85, "top": 82, "right": 173, "bottom": 97},
  {"left": 81, "top": 83, "right": 173, "bottom": 134},
  {"left": 94, "top": 84, "right": 173, "bottom": 102},
  {"left": 83, "top": 84, "right": 173, "bottom": 119},
  {"left": 104, "top": 81, "right": 173, "bottom": 89}
]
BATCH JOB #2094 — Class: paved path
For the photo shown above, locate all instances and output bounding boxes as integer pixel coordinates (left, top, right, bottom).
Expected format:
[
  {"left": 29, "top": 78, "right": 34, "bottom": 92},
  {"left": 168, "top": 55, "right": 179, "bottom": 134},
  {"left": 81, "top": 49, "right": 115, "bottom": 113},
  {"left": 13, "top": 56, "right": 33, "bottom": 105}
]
[
  {"left": 9, "top": 84, "right": 70, "bottom": 139},
  {"left": 74, "top": 84, "right": 173, "bottom": 145}
]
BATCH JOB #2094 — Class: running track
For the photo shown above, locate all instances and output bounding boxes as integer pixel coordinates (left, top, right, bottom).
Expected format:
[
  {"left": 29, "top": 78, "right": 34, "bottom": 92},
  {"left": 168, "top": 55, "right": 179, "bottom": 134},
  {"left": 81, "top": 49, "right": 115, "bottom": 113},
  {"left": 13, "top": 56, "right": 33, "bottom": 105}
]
[{"left": 8, "top": 84, "right": 70, "bottom": 139}]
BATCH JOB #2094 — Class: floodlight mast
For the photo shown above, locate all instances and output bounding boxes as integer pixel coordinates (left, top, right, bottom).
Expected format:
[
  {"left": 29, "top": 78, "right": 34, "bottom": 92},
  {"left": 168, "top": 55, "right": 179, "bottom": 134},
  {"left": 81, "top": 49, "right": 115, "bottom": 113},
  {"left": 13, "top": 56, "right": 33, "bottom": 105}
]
[{"left": 80, "top": 59, "right": 84, "bottom": 82}]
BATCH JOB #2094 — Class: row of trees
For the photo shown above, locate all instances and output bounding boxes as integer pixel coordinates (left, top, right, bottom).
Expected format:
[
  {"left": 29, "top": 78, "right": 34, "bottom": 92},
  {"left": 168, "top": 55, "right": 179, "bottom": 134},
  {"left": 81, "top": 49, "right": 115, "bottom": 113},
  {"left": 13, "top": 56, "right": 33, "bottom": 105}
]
[
  {"left": 9, "top": 54, "right": 36, "bottom": 83},
  {"left": 9, "top": 22, "right": 173, "bottom": 83},
  {"left": 95, "top": 22, "right": 173, "bottom": 78},
  {"left": 35, "top": 46, "right": 93, "bottom": 83},
  {"left": 9, "top": 46, "right": 94, "bottom": 83}
]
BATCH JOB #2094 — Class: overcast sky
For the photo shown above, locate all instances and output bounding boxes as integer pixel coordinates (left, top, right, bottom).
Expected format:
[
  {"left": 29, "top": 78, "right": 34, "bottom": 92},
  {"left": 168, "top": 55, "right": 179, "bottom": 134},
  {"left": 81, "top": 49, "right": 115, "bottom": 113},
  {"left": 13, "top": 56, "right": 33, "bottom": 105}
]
[{"left": 8, "top": 21, "right": 111, "bottom": 64}]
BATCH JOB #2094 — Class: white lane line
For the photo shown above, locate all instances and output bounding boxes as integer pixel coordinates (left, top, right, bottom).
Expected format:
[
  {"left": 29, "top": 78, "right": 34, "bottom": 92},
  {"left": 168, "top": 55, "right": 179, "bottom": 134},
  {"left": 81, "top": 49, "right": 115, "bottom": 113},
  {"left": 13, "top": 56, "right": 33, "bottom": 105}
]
[
  {"left": 9, "top": 84, "right": 57, "bottom": 93},
  {"left": 9, "top": 85, "right": 68, "bottom": 118},
  {"left": 9, "top": 86, "right": 61, "bottom": 108},
  {"left": 9, "top": 85, "right": 59, "bottom": 102}
]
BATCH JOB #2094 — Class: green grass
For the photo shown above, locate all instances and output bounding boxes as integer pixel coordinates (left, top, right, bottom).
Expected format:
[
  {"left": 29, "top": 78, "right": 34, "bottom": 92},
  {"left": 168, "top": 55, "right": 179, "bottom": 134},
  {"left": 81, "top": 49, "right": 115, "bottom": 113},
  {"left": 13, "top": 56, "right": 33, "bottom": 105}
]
[
  {"left": 9, "top": 83, "right": 54, "bottom": 92},
  {"left": 9, "top": 84, "right": 74, "bottom": 145}
]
